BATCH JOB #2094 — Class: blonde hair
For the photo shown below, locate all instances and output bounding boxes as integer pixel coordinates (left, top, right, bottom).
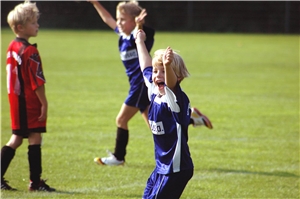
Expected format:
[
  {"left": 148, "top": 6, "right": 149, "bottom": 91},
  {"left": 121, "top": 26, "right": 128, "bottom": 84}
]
[
  {"left": 7, "top": 1, "right": 40, "bottom": 34},
  {"left": 152, "top": 49, "right": 190, "bottom": 81},
  {"left": 116, "top": 1, "right": 143, "bottom": 19}
]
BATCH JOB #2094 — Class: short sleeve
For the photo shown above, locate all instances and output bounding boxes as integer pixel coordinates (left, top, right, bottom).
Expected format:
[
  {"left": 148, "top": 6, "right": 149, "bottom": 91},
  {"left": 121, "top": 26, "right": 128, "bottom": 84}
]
[{"left": 26, "top": 46, "right": 46, "bottom": 91}]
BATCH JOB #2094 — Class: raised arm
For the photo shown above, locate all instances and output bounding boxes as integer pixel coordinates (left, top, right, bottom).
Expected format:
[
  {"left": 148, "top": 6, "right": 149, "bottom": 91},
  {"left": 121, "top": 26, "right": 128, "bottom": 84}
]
[
  {"left": 88, "top": 1, "right": 116, "bottom": 30},
  {"left": 163, "top": 47, "right": 178, "bottom": 92},
  {"left": 135, "top": 29, "right": 152, "bottom": 71}
]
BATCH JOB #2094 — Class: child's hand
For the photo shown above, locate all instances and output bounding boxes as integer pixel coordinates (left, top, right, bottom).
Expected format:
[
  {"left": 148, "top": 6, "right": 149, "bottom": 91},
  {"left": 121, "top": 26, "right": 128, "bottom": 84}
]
[
  {"left": 135, "top": 9, "right": 147, "bottom": 29},
  {"left": 163, "top": 46, "right": 173, "bottom": 67},
  {"left": 135, "top": 29, "right": 146, "bottom": 42},
  {"left": 38, "top": 105, "right": 47, "bottom": 122}
]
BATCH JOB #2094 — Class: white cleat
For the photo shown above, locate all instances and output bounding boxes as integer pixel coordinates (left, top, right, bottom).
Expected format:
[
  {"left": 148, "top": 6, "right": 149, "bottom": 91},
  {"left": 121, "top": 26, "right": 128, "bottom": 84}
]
[{"left": 94, "top": 151, "right": 124, "bottom": 166}]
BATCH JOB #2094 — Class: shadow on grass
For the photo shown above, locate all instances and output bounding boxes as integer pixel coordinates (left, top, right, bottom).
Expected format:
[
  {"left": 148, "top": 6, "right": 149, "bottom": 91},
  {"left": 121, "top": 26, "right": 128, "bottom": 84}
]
[
  {"left": 52, "top": 190, "right": 83, "bottom": 195},
  {"left": 210, "top": 168, "right": 299, "bottom": 178}
]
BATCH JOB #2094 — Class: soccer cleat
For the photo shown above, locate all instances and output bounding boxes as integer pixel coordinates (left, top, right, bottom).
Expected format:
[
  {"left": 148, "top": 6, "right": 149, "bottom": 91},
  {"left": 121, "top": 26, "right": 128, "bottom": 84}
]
[
  {"left": 191, "top": 107, "right": 213, "bottom": 129},
  {"left": 94, "top": 151, "right": 124, "bottom": 166},
  {"left": 29, "top": 179, "right": 56, "bottom": 192},
  {"left": 1, "top": 179, "right": 17, "bottom": 191}
]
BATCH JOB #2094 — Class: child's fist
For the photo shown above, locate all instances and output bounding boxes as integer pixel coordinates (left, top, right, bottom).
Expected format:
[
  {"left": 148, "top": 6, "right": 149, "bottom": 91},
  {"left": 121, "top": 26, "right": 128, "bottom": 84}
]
[{"left": 163, "top": 47, "right": 173, "bottom": 67}]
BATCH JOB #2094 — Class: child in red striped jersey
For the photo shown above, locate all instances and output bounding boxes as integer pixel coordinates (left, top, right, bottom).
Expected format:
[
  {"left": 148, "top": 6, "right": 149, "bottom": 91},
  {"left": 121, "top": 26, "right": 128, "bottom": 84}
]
[{"left": 1, "top": 1, "right": 55, "bottom": 192}]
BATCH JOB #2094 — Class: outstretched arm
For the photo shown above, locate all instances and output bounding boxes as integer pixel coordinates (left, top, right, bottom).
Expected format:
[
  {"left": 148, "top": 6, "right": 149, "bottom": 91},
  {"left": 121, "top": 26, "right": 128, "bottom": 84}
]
[
  {"left": 135, "top": 29, "right": 152, "bottom": 71},
  {"left": 88, "top": 1, "right": 116, "bottom": 30},
  {"left": 163, "top": 47, "right": 178, "bottom": 92}
]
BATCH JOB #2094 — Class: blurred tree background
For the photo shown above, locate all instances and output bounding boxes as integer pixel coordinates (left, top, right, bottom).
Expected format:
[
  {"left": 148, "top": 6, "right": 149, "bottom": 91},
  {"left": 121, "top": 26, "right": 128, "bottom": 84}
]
[{"left": 1, "top": 1, "right": 299, "bottom": 33}]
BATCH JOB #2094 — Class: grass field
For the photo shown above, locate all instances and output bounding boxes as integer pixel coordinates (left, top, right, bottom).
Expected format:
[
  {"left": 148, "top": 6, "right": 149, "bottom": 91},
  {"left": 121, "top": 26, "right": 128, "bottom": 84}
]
[{"left": 1, "top": 28, "right": 299, "bottom": 199}]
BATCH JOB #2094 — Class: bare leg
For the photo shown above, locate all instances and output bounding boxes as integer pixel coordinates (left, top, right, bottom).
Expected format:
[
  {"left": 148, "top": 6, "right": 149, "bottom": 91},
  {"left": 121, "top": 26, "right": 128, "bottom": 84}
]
[{"left": 141, "top": 105, "right": 150, "bottom": 129}]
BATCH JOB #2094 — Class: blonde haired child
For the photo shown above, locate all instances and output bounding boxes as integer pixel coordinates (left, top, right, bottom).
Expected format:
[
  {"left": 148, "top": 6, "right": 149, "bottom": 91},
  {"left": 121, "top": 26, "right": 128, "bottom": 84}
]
[
  {"left": 1, "top": 1, "right": 55, "bottom": 191},
  {"left": 88, "top": 0, "right": 155, "bottom": 166},
  {"left": 136, "top": 29, "right": 194, "bottom": 199}
]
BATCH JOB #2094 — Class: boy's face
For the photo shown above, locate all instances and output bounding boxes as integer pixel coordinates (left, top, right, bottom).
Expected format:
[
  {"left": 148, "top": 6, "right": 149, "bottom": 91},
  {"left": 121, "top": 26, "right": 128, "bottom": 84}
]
[
  {"left": 116, "top": 10, "right": 136, "bottom": 36},
  {"left": 17, "top": 16, "right": 39, "bottom": 40},
  {"left": 152, "top": 65, "right": 166, "bottom": 95}
]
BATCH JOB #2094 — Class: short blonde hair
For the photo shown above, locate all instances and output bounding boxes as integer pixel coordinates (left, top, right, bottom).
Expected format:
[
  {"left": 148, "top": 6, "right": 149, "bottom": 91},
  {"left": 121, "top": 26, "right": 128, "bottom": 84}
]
[
  {"left": 7, "top": 1, "right": 40, "bottom": 34},
  {"left": 152, "top": 49, "right": 190, "bottom": 81},
  {"left": 116, "top": 1, "right": 143, "bottom": 19}
]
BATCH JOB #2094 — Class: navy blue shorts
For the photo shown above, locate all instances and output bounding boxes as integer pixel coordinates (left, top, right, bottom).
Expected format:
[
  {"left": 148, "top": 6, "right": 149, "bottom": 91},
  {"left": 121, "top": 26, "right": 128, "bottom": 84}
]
[
  {"left": 124, "top": 82, "right": 149, "bottom": 113},
  {"left": 143, "top": 168, "right": 193, "bottom": 199}
]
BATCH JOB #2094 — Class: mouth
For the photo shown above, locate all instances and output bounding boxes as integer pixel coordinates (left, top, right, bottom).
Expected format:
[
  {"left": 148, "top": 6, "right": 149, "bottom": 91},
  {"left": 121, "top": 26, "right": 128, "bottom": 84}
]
[{"left": 157, "top": 82, "right": 165, "bottom": 90}]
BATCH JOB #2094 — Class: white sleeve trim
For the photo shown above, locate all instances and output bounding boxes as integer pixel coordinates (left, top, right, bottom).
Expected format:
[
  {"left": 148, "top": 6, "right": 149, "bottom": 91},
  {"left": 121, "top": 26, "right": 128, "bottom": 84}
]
[{"left": 165, "top": 86, "right": 180, "bottom": 113}]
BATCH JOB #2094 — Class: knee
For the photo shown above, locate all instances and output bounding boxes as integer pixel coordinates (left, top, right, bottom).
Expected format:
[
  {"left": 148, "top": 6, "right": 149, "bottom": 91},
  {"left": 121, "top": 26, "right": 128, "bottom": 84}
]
[
  {"left": 116, "top": 115, "right": 123, "bottom": 126},
  {"left": 28, "top": 133, "right": 42, "bottom": 145},
  {"left": 7, "top": 136, "right": 23, "bottom": 149},
  {"left": 116, "top": 115, "right": 128, "bottom": 127}
]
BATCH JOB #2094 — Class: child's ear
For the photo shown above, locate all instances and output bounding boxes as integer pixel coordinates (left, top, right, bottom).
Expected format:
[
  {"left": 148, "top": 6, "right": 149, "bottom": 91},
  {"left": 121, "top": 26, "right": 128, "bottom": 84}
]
[{"left": 16, "top": 24, "right": 24, "bottom": 32}]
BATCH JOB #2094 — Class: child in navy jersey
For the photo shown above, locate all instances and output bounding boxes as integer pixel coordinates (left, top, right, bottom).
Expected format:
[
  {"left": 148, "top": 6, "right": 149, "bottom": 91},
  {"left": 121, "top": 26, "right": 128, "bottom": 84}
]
[
  {"left": 136, "top": 29, "right": 194, "bottom": 199},
  {"left": 1, "top": 1, "right": 55, "bottom": 192},
  {"left": 88, "top": 0, "right": 155, "bottom": 166}
]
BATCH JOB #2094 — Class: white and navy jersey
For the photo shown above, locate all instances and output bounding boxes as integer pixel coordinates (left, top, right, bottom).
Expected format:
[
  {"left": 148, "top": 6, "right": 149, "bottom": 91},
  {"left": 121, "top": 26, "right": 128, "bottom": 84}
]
[
  {"left": 143, "top": 67, "right": 194, "bottom": 174},
  {"left": 115, "top": 26, "right": 155, "bottom": 87}
]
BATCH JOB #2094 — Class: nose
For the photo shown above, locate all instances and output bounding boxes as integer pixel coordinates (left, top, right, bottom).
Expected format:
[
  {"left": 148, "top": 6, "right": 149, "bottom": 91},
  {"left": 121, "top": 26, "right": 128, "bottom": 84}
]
[{"left": 157, "top": 70, "right": 164, "bottom": 78}]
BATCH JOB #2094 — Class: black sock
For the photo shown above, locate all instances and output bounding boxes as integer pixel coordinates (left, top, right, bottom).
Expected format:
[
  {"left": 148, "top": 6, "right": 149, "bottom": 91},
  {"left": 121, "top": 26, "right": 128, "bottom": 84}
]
[
  {"left": 113, "top": 127, "right": 129, "bottom": 161},
  {"left": 189, "top": 118, "right": 194, "bottom": 125},
  {"left": 1, "top": 146, "right": 15, "bottom": 180},
  {"left": 28, "top": 145, "right": 42, "bottom": 184}
]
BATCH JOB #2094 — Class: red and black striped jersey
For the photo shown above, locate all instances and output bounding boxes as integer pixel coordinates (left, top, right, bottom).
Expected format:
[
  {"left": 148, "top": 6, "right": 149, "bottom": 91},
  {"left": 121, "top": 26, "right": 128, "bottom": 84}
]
[{"left": 6, "top": 37, "right": 46, "bottom": 131}]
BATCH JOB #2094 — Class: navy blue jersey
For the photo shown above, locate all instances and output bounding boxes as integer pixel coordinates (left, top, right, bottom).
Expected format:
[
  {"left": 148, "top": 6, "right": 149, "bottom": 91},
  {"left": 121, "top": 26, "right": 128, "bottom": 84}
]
[
  {"left": 115, "top": 26, "right": 155, "bottom": 87},
  {"left": 142, "top": 67, "right": 194, "bottom": 174}
]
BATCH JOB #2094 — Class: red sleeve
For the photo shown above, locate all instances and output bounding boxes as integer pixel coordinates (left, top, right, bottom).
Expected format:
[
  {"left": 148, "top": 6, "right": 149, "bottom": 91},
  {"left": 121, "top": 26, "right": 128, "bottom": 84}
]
[
  {"left": 25, "top": 46, "right": 46, "bottom": 91},
  {"left": 6, "top": 43, "right": 21, "bottom": 95}
]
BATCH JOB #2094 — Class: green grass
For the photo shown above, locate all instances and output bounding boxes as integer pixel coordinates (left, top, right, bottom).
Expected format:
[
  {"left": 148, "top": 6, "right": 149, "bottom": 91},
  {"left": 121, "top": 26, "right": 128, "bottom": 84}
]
[{"left": 1, "top": 28, "right": 299, "bottom": 199}]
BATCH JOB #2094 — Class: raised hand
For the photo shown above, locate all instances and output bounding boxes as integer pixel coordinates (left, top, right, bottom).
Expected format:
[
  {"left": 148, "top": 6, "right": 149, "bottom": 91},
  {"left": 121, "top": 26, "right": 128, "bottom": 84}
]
[
  {"left": 163, "top": 46, "right": 173, "bottom": 67},
  {"left": 135, "top": 9, "right": 147, "bottom": 29}
]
